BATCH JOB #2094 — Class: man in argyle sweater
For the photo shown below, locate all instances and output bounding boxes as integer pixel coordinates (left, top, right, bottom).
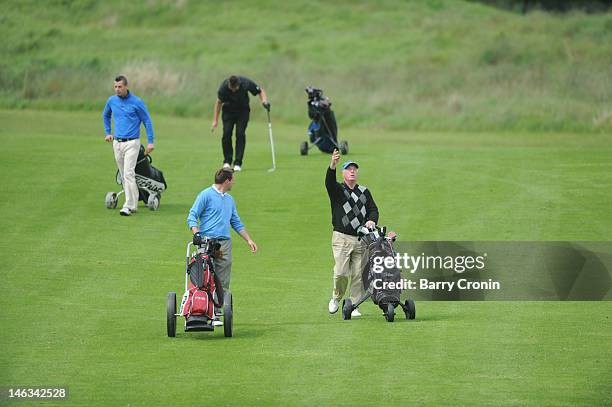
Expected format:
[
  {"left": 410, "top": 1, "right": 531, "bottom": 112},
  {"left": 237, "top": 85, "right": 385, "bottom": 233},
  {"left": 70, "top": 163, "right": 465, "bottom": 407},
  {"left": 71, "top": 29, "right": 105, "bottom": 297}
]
[{"left": 326, "top": 149, "right": 379, "bottom": 317}]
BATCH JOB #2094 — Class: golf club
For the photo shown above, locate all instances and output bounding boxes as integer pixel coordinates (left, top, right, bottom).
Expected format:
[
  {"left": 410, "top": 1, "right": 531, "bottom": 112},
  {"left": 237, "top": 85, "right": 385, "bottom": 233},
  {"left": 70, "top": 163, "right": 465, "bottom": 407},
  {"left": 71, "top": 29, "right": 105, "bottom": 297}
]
[{"left": 266, "top": 110, "right": 276, "bottom": 172}]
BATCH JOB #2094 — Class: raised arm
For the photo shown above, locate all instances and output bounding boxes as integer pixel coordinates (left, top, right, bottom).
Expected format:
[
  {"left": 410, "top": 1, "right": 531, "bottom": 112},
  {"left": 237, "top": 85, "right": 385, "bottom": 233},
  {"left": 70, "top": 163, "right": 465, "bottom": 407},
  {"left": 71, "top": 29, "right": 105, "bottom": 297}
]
[{"left": 325, "top": 149, "right": 342, "bottom": 199}]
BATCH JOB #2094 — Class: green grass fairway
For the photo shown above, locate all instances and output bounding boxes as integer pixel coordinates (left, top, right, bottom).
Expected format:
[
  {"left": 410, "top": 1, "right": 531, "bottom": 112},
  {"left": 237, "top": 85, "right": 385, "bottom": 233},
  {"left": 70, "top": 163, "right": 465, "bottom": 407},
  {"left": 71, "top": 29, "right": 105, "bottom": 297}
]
[{"left": 1, "top": 109, "right": 611, "bottom": 406}]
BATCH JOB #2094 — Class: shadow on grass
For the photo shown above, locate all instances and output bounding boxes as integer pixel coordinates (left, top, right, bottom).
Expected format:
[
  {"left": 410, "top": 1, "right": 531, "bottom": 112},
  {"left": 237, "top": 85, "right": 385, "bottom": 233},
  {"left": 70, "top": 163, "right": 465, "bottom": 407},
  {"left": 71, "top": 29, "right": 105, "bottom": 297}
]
[{"left": 172, "top": 325, "right": 267, "bottom": 341}]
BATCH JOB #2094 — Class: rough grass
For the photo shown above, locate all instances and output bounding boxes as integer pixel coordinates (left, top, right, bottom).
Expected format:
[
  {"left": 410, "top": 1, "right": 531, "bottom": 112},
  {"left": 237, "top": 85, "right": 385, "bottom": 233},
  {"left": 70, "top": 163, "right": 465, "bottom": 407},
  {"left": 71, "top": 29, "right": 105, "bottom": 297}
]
[{"left": 0, "top": 0, "right": 611, "bottom": 131}]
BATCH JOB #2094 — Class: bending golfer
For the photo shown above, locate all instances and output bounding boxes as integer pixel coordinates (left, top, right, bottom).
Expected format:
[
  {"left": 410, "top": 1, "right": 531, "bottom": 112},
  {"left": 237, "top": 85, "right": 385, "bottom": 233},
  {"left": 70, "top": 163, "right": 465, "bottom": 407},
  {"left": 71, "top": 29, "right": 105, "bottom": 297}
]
[
  {"left": 326, "top": 149, "right": 379, "bottom": 317},
  {"left": 102, "top": 75, "right": 155, "bottom": 216},
  {"left": 187, "top": 168, "right": 257, "bottom": 324},
  {"left": 211, "top": 75, "right": 270, "bottom": 172}
]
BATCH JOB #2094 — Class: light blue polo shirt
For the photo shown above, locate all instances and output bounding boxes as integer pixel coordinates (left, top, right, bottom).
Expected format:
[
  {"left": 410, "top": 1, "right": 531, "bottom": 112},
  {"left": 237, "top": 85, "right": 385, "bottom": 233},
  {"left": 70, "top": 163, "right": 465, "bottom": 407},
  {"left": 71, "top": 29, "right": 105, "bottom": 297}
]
[{"left": 187, "top": 185, "right": 245, "bottom": 239}]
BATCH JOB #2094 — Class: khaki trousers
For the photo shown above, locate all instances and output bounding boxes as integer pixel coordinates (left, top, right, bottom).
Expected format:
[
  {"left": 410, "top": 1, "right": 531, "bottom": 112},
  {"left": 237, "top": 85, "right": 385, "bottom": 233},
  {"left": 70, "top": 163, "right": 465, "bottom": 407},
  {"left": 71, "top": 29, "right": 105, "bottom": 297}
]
[
  {"left": 214, "top": 239, "right": 233, "bottom": 290},
  {"left": 213, "top": 239, "right": 232, "bottom": 317},
  {"left": 112, "top": 139, "right": 140, "bottom": 211},
  {"left": 331, "top": 231, "right": 366, "bottom": 303}
]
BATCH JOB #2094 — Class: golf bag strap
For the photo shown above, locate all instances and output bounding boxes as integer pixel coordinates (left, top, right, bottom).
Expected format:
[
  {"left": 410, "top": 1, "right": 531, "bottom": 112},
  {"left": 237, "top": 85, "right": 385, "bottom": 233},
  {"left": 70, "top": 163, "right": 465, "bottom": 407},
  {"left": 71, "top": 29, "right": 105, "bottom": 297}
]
[
  {"left": 195, "top": 254, "right": 205, "bottom": 288},
  {"left": 208, "top": 291, "right": 222, "bottom": 309},
  {"left": 187, "top": 288, "right": 195, "bottom": 317}
]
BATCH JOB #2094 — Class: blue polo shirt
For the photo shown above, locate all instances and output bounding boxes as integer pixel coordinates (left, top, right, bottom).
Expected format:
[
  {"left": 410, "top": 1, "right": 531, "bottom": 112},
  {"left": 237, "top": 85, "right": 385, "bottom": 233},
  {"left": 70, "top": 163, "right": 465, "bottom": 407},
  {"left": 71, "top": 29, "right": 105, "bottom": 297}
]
[
  {"left": 187, "top": 185, "right": 245, "bottom": 240},
  {"left": 102, "top": 91, "right": 154, "bottom": 143}
]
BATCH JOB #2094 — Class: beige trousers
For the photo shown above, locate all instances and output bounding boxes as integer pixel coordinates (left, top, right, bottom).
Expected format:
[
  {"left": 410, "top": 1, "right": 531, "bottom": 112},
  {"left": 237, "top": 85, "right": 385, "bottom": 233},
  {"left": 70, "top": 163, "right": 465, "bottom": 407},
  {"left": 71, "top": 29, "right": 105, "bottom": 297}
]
[
  {"left": 331, "top": 231, "right": 366, "bottom": 303},
  {"left": 113, "top": 139, "right": 140, "bottom": 211},
  {"left": 214, "top": 239, "right": 233, "bottom": 290}
]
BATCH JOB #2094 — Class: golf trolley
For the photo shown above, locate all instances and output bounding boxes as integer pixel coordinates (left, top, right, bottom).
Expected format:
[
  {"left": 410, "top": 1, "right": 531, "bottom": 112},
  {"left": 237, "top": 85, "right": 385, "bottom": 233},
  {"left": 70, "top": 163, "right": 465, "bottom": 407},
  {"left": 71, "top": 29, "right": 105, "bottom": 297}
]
[
  {"left": 342, "top": 226, "right": 416, "bottom": 323},
  {"left": 167, "top": 239, "right": 233, "bottom": 338},
  {"left": 105, "top": 144, "right": 167, "bottom": 211},
  {"left": 300, "top": 87, "right": 349, "bottom": 156}
]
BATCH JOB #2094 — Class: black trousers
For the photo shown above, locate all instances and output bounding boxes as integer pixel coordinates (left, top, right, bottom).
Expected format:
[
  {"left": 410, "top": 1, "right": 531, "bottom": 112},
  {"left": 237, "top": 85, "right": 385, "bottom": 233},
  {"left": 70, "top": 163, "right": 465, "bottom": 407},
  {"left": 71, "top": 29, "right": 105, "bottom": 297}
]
[{"left": 222, "top": 110, "right": 250, "bottom": 166}]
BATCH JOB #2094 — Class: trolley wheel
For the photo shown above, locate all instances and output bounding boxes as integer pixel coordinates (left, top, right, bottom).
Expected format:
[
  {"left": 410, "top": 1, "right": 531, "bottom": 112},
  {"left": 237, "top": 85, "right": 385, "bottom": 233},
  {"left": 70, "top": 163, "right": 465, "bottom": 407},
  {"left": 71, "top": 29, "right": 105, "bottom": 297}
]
[
  {"left": 223, "top": 291, "right": 233, "bottom": 338},
  {"left": 405, "top": 299, "right": 416, "bottom": 320},
  {"left": 300, "top": 141, "right": 309, "bottom": 156},
  {"left": 147, "top": 193, "right": 160, "bottom": 211},
  {"left": 385, "top": 303, "right": 395, "bottom": 322},
  {"left": 167, "top": 292, "right": 177, "bottom": 337},
  {"left": 342, "top": 299, "right": 352, "bottom": 320},
  {"left": 105, "top": 192, "right": 118, "bottom": 209},
  {"left": 339, "top": 140, "right": 349, "bottom": 155}
]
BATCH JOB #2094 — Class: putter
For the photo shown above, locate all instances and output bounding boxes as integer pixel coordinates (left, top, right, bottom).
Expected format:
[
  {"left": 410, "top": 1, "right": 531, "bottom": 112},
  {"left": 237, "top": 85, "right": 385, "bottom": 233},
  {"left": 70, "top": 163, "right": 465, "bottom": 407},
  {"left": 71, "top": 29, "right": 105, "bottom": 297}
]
[{"left": 266, "top": 110, "right": 276, "bottom": 172}]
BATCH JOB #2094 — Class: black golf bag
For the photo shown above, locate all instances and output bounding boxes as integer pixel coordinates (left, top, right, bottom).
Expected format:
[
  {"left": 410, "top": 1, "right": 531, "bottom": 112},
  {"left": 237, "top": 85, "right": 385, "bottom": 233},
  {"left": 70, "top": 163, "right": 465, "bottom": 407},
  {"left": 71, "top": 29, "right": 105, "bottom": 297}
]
[
  {"left": 133, "top": 145, "right": 166, "bottom": 202},
  {"left": 361, "top": 229, "right": 402, "bottom": 307},
  {"left": 105, "top": 145, "right": 167, "bottom": 211},
  {"left": 300, "top": 87, "right": 348, "bottom": 155},
  {"left": 341, "top": 226, "right": 415, "bottom": 322}
]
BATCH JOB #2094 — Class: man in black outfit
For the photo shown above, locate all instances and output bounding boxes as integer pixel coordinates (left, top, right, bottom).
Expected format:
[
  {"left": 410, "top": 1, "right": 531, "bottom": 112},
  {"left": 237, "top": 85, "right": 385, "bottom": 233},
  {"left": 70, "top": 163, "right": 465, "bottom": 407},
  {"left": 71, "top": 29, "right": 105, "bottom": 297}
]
[
  {"left": 325, "top": 149, "right": 379, "bottom": 317},
  {"left": 211, "top": 75, "right": 270, "bottom": 172}
]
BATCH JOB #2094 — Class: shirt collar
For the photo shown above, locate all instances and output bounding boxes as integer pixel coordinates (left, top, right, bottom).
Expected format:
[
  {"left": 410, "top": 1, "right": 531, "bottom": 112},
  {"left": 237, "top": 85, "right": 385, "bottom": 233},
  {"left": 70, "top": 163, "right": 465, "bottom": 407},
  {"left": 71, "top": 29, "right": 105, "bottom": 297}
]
[{"left": 212, "top": 184, "right": 226, "bottom": 196}]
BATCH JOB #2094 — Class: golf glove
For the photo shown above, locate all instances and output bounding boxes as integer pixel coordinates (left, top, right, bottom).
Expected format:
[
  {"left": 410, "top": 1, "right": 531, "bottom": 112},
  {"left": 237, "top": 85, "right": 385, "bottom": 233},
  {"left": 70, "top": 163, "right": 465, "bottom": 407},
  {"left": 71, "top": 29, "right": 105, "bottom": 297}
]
[
  {"left": 193, "top": 232, "right": 202, "bottom": 246},
  {"left": 262, "top": 101, "right": 271, "bottom": 112}
]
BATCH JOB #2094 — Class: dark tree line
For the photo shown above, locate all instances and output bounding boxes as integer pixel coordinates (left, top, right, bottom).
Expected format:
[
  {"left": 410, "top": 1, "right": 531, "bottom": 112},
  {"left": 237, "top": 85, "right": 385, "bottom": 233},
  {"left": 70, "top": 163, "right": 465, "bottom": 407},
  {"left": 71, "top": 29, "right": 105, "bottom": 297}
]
[{"left": 468, "top": 0, "right": 612, "bottom": 13}]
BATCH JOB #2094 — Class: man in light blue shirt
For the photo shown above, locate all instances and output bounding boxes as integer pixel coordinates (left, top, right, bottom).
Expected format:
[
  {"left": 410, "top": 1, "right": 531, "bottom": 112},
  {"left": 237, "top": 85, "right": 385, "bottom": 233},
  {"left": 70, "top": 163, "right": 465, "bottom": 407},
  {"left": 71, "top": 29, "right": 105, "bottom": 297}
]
[
  {"left": 102, "top": 75, "right": 155, "bottom": 216},
  {"left": 187, "top": 168, "right": 257, "bottom": 300}
]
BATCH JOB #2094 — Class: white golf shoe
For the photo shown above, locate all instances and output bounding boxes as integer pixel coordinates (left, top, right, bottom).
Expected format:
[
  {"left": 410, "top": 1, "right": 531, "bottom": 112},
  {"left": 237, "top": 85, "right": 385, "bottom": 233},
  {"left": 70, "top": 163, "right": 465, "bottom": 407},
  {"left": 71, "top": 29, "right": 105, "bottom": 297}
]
[
  {"left": 233, "top": 165, "right": 242, "bottom": 172},
  {"left": 213, "top": 317, "right": 223, "bottom": 327},
  {"left": 223, "top": 163, "right": 231, "bottom": 169},
  {"left": 328, "top": 298, "right": 339, "bottom": 314},
  {"left": 351, "top": 308, "right": 361, "bottom": 317}
]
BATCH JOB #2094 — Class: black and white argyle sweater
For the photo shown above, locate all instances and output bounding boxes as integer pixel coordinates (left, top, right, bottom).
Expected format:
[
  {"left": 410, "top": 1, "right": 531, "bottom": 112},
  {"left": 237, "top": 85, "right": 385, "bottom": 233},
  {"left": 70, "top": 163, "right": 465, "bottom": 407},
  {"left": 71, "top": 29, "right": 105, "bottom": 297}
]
[{"left": 325, "top": 167, "right": 379, "bottom": 236}]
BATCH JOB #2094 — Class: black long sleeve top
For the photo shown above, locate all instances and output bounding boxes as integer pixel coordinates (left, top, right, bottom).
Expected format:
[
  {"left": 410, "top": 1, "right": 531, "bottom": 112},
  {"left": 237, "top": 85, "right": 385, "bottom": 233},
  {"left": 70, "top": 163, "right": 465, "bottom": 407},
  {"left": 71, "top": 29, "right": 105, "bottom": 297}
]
[{"left": 325, "top": 167, "right": 379, "bottom": 236}]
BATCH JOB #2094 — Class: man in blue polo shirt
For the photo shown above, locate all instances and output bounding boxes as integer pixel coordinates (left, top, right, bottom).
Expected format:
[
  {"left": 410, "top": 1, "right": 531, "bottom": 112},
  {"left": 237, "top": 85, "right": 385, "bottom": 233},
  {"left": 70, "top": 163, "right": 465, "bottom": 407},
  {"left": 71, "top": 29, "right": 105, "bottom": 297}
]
[
  {"left": 102, "top": 75, "right": 155, "bottom": 216},
  {"left": 187, "top": 168, "right": 257, "bottom": 318}
]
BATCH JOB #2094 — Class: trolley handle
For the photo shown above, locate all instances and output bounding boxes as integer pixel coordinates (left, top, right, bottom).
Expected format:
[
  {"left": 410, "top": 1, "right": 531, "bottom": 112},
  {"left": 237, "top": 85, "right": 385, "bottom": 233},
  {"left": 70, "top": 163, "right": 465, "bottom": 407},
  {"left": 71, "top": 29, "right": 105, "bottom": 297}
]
[{"left": 185, "top": 238, "right": 218, "bottom": 262}]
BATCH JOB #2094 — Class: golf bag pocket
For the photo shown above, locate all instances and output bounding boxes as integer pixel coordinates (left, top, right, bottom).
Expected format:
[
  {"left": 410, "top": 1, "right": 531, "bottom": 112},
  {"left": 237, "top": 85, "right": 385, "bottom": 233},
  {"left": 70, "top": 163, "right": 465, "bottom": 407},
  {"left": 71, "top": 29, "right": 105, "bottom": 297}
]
[
  {"left": 180, "top": 287, "right": 213, "bottom": 318},
  {"left": 190, "top": 289, "right": 210, "bottom": 315}
]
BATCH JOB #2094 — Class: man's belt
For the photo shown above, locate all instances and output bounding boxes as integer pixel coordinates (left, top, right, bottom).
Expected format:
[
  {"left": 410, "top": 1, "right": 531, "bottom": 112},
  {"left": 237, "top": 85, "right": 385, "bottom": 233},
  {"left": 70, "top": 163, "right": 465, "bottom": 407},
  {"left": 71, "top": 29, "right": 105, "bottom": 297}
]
[{"left": 116, "top": 138, "right": 136, "bottom": 142}]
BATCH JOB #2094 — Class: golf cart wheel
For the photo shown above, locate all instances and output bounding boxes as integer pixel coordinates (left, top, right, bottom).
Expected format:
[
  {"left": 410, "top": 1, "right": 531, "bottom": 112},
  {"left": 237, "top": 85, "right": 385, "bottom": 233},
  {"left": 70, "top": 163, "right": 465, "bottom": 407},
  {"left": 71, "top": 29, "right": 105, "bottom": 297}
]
[
  {"left": 385, "top": 303, "right": 395, "bottom": 322},
  {"left": 223, "top": 290, "right": 233, "bottom": 337},
  {"left": 105, "top": 192, "right": 118, "bottom": 209},
  {"left": 300, "top": 141, "right": 308, "bottom": 156},
  {"left": 405, "top": 299, "right": 416, "bottom": 320},
  {"left": 342, "top": 299, "right": 352, "bottom": 320},
  {"left": 147, "top": 193, "right": 160, "bottom": 211},
  {"left": 339, "top": 140, "right": 349, "bottom": 155},
  {"left": 167, "top": 292, "right": 177, "bottom": 337}
]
